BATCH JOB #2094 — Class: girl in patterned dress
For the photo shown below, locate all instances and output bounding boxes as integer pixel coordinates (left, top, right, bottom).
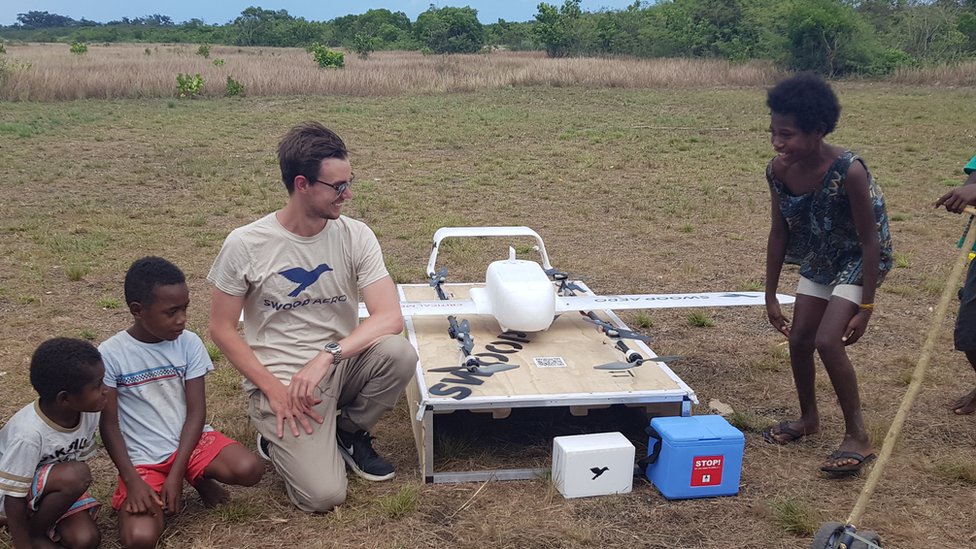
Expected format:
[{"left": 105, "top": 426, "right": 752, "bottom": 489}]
[{"left": 761, "top": 73, "right": 892, "bottom": 476}]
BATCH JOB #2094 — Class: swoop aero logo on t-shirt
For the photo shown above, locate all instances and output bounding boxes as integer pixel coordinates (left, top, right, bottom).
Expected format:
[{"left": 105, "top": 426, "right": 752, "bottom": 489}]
[{"left": 278, "top": 264, "right": 334, "bottom": 297}]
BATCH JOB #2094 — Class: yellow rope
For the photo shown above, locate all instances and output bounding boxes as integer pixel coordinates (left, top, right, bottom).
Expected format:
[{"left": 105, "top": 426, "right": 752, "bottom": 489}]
[{"left": 846, "top": 206, "right": 976, "bottom": 527}]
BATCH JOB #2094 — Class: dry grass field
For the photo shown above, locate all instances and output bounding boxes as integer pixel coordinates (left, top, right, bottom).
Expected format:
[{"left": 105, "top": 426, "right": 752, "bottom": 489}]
[
  {"left": 1, "top": 45, "right": 976, "bottom": 548},
  {"left": 1, "top": 43, "right": 778, "bottom": 101}
]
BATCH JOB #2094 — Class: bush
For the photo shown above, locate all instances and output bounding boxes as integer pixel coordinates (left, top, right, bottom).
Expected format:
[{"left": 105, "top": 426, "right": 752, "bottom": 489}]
[
  {"left": 309, "top": 43, "right": 344, "bottom": 69},
  {"left": 225, "top": 76, "right": 245, "bottom": 97},
  {"left": 196, "top": 43, "right": 210, "bottom": 58},
  {"left": 176, "top": 73, "right": 204, "bottom": 98},
  {"left": 867, "top": 47, "right": 914, "bottom": 76},
  {"left": 212, "top": 58, "right": 225, "bottom": 67},
  {"left": 0, "top": 42, "right": 6, "bottom": 54},
  {"left": 69, "top": 42, "right": 88, "bottom": 55},
  {"left": 353, "top": 32, "right": 376, "bottom": 60}
]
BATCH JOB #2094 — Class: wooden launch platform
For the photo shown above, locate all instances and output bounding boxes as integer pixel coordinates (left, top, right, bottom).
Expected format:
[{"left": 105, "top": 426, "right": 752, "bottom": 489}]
[{"left": 400, "top": 282, "right": 696, "bottom": 484}]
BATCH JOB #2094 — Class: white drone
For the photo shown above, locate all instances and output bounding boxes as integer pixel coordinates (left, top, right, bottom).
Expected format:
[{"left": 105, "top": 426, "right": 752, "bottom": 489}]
[
  {"left": 364, "top": 227, "right": 795, "bottom": 373},
  {"left": 370, "top": 226, "right": 793, "bottom": 333}
]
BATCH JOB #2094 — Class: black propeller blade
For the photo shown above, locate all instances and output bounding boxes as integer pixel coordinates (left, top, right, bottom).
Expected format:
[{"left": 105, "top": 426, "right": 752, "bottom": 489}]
[{"left": 581, "top": 316, "right": 652, "bottom": 342}]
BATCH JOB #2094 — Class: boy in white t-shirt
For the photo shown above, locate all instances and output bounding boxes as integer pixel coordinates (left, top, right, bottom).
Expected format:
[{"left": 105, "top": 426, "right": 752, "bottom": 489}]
[
  {"left": 99, "top": 257, "right": 264, "bottom": 549},
  {"left": 0, "top": 338, "right": 107, "bottom": 549}
]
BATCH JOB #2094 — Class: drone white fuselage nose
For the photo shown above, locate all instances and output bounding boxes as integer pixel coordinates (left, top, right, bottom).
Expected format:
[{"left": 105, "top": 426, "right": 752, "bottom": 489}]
[{"left": 474, "top": 256, "right": 555, "bottom": 332}]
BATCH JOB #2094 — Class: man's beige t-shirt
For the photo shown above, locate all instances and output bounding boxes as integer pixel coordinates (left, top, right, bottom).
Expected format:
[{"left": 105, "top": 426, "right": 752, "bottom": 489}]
[{"left": 208, "top": 213, "right": 389, "bottom": 392}]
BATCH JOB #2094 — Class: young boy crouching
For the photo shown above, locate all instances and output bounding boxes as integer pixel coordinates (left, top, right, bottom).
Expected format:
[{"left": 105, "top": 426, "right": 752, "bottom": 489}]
[
  {"left": 99, "top": 257, "right": 263, "bottom": 549},
  {"left": 0, "top": 338, "right": 107, "bottom": 549}
]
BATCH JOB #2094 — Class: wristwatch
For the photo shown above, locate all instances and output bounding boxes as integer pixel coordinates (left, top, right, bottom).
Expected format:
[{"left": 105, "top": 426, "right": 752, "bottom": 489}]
[{"left": 323, "top": 342, "right": 342, "bottom": 363}]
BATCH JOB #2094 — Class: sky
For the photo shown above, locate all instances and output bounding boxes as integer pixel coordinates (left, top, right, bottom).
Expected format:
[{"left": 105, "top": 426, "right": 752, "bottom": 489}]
[{"left": 0, "top": 1, "right": 644, "bottom": 26}]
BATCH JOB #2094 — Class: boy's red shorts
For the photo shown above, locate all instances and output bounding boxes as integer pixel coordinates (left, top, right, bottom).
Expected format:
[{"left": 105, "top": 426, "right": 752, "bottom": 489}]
[{"left": 111, "top": 430, "right": 238, "bottom": 510}]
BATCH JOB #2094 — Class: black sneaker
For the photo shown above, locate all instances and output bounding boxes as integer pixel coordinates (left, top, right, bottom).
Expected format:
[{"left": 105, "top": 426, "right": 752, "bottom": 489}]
[
  {"left": 336, "top": 428, "right": 395, "bottom": 481},
  {"left": 256, "top": 433, "right": 271, "bottom": 461}
]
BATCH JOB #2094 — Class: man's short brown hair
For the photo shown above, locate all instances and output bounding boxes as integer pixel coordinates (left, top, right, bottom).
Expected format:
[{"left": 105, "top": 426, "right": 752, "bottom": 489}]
[{"left": 277, "top": 122, "right": 348, "bottom": 194}]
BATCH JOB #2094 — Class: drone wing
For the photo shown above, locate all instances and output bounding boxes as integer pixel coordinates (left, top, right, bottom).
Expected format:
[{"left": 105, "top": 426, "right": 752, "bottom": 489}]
[
  {"left": 358, "top": 299, "right": 481, "bottom": 318},
  {"left": 555, "top": 291, "right": 795, "bottom": 312}
]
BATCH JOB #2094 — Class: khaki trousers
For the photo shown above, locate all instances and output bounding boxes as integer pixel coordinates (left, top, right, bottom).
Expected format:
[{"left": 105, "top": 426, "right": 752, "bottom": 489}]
[{"left": 248, "top": 335, "right": 417, "bottom": 512}]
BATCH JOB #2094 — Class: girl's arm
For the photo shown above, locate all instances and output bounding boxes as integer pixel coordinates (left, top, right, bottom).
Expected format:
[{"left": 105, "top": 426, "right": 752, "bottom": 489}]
[
  {"left": 843, "top": 160, "right": 881, "bottom": 344},
  {"left": 766, "top": 188, "right": 791, "bottom": 336}
]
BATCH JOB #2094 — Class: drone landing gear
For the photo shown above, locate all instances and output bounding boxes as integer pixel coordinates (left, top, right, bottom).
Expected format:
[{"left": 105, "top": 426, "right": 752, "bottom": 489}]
[{"left": 811, "top": 522, "right": 882, "bottom": 549}]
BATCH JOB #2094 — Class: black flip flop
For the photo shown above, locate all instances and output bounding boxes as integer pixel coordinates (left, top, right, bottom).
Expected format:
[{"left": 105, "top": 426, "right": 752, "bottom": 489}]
[
  {"left": 820, "top": 450, "right": 876, "bottom": 476},
  {"left": 762, "top": 420, "right": 806, "bottom": 445}
]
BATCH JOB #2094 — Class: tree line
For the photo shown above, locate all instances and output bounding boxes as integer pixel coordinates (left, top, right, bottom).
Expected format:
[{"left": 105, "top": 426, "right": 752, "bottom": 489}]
[{"left": 3, "top": 1, "right": 976, "bottom": 76}]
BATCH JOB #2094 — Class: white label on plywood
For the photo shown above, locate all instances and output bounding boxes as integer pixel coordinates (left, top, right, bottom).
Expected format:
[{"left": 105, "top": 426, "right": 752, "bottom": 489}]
[{"left": 533, "top": 356, "right": 567, "bottom": 368}]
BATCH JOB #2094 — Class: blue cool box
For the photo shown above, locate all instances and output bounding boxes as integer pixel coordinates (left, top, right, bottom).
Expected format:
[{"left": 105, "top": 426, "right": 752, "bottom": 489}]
[{"left": 645, "top": 415, "right": 744, "bottom": 500}]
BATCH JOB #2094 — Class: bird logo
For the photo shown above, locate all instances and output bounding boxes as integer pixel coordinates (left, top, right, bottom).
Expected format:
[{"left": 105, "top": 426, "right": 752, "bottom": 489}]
[
  {"left": 590, "top": 466, "right": 609, "bottom": 480},
  {"left": 278, "top": 264, "right": 334, "bottom": 297}
]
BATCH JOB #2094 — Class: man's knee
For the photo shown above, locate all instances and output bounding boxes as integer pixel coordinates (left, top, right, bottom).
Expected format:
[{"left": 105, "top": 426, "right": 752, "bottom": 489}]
[
  {"left": 288, "top": 482, "right": 346, "bottom": 513},
  {"left": 373, "top": 336, "right": 417, "bottom": 378}
]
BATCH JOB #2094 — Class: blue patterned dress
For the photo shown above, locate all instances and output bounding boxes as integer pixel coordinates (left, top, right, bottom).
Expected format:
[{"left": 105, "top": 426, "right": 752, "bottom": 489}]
[{"left": 767, "top": 150, "right": 892, "bottom": 286}]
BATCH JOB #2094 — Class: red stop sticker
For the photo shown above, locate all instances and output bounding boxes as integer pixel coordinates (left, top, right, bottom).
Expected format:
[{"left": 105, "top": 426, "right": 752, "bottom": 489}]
[{"left": 691, "top": 455, "right": 724, "bottom": 487}]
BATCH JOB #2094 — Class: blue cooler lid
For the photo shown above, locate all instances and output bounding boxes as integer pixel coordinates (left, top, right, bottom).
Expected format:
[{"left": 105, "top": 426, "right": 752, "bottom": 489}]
[{"left": 650, "top": 415, "right": 743, "bottom": 443}]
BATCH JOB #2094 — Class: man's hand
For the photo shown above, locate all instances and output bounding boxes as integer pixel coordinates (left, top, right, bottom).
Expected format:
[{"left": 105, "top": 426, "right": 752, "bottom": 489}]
[
  {"left": 123, "top": 476, "right": 164, "bottom": 515},
  {"left": 161, "top": 472, "right": 183, "bottom": 515},
  {"left": 266, "top": 381, "right": 324, "bottom": 439},
  {"left": 288, "top": 351, "right": 332, "bottom": 411},
  {"left": 936, "top": 182, "right": 976, "bottom": 213}
]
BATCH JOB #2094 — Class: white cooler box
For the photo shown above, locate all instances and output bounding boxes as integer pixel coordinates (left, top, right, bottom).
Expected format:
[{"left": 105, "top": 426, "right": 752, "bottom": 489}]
[{"left": 552, "top": 432, "right": 635, "bottom": 499}]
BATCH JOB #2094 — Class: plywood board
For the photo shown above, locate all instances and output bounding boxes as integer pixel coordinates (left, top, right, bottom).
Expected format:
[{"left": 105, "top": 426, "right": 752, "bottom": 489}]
[{"left": 402, "top": 283, "right": 690, "bottom": 404}]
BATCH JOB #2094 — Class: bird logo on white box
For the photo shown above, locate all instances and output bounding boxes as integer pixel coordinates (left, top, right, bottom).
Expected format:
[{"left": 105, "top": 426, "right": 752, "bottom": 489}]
[{"left": 590, "top": 466, "right": 609, "bottom": 480}]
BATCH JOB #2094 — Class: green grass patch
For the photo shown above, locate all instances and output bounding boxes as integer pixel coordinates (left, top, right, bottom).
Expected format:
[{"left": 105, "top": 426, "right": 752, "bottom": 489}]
[
  {"left": 738, "top": 279, "right": 763, "bottom": 291},
  {"left": 98, "top": 298, "right": 122, "bottom": 309},
  {"left": 211, "top": 500, "right": 261, "bottom": 523},
  {"left": 687, "top": 311, "right": 714, "bottom": 327},
  {"left": 633, "top": 311, "right": 653, "bottom": 329},
  {"left": 727, "top": 411, "right": 769, "bottom": 434},
  {"left": 933, "top": 460, "right": 976, "bottom": 484},
  {"left": 206, "top": 341, "right": 224, "bottom": 362},
  {"left": 376, "top": 485, "right": 420, "bottom": 519},
  {"left": 65, "top": 264, "right": 89, "bottom": 281},
  {"left": 767, "top": 497, "right": 817, "bottom": 536}
]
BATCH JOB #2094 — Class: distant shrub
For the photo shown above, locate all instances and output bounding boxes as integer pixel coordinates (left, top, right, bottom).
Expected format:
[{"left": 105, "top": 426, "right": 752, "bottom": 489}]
[
  {"left": 196, "top": 43, "right": 210, "bottom": 59},
  {"left": 176, "top": 73, "right": 204, "bottom": 98},
  {"left": 69, "top": 42, "right": 88, "bottom": 55},
  {"left": 353, "top": 33, "right": 376, "bottom": 60},
  {"left": 0, "top": 57, "right": 31, "bottom": 82},
  {"left": 309, "top": 43, "right": 344, "bottom": 69},
  {"left": 420, "top": 47, "right": 433, "bottom": 56},
  {"left": 225, "top": 76, "right": 245, "bottom": 97},
  {"left": 144, "top": 47, "right": 151, "bottom": 56},
  {"left": 0, "top": 43, "right": 6, "bottom": 54},
  {"left": 212, "top": 58, "right": 225, "bottom": 67}
]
